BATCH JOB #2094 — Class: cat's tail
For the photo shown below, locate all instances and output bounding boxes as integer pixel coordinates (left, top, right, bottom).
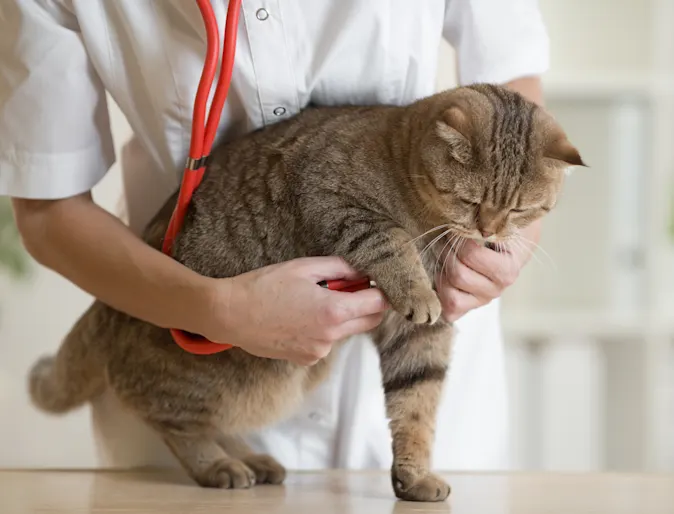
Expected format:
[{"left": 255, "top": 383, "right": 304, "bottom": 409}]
[{"left": 28, "top": 302, "right": 109, "bottom": 414}]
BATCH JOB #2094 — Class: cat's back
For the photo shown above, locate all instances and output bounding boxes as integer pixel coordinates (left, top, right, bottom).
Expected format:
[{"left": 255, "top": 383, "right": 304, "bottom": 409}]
[
  {"left": 211, "top": 104, "right": 395, "bottom": 165},
  {"left": 173, "top": 104, "right": 398, "bottom": 279}
]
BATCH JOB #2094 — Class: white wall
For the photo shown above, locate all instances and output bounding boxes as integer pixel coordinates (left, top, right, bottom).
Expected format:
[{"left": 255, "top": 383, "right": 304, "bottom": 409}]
[{"left": 0, "top": 99, "right": 130, "bottom": 468}]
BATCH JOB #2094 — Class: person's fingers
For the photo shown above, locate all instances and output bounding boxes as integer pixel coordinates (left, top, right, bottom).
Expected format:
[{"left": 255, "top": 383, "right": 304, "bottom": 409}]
[
  {"left": 332, "top": 312, "right": 386, "bottom": 341},
  {"left": 457, "top": 240, "right": 518, "bottom": 288},
  {"left": 297, "top": 256, "right": 364, "bottom": 281},
  {"left": 319, "top": 288, "right": 389, "bottom": 325},
  {"left": 443, "top": 260, "right": 500, "bottom": 301},
  {"left": 437, "top": 286, "right": 485, "bottom": 323},
  {"left": 456, "top": 240, "right": 501, "bottom": 278}
]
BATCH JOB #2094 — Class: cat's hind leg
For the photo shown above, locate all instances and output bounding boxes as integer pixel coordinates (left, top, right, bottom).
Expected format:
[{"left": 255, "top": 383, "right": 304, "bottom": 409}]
[
  {"left": 160, "top": 431, "right": 257, "bottom": 489},
  {"left": 216, "top": 434, "right": 287, "bottom": 485}
]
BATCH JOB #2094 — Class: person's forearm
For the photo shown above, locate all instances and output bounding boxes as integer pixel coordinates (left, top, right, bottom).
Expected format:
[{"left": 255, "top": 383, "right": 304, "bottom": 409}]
[
  {"left": 504, "top": 76, "right": 544, "bottom": 107},
  {"left": 12, "top": 193, "right": 217, "bottom": 333}
]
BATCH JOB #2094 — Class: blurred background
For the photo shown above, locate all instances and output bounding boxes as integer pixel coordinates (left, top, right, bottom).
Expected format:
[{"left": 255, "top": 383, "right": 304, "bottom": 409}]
[{"left": 1, "top": 0, "right": 673, "bottom": 472}]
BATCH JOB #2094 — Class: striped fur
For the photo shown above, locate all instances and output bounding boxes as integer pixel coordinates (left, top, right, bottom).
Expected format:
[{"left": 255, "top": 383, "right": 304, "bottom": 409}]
[{"left": 27, "top": 85, "right": 582, "bottom": 501}]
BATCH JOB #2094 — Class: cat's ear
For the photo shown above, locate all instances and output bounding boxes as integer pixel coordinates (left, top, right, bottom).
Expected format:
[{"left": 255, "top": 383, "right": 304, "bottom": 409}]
[
  {"left": 436, "top": 106, "right": 472, "bottom": 165},
  {"left": 545, "top": 136, "right": 586, "bottom": 169},
  {"left": 537, "top": 107, "right": 587, "bottom": 171}
]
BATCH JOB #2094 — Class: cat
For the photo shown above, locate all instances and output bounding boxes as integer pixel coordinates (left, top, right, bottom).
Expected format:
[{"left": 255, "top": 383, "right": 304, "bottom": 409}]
[{"left": 27, "top": 84, "right": 583, "bottom": 502}]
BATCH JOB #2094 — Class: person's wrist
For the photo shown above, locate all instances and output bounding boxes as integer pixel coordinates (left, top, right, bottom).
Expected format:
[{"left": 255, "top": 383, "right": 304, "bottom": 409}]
[
  {"left": 174, "top": 273, "right": 231, "bottom": 339},
  {"left": 195, "top": 274, "right": 242, "bottom": 345}
]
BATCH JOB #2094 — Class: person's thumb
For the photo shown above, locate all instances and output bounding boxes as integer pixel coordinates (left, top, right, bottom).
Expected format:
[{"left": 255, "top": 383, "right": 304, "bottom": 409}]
[
  {"left": 338, "top": 287, "right": 389, "bottom": 317},
  {"left": 300, "top": 256, "right": 365, "bottom": 282}
]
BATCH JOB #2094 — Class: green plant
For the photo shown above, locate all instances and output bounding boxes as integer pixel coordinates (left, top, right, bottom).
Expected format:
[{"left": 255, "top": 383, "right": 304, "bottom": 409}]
[{"left": 0, "top": 197, "right": 30, "bottom": 278}]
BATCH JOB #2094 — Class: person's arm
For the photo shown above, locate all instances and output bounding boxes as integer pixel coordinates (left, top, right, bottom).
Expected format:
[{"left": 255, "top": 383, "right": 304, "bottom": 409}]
[
  {"left": 2, "top": 1, "right": 386, "bottom": 365},
  {"left": 12, "top": 192, "right": 387, "bottom": 364},
  {"left": 505, "top": 76, "right": 545, "bottom": 107},
  {"left": 12, "top": 193, "right": 213, "bottom": 334},
  {"left": 1, "top": 2, "right": 208, "bottom": 332}
]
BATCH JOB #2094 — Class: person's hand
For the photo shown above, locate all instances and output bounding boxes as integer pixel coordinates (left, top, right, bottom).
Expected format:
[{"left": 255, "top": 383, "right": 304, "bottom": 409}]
[
  {"left": 436, "top": 219, "right": 542, "bottom": 322},
  {"left": 201, "top": 257, "right": 388, "bottom": 365}
]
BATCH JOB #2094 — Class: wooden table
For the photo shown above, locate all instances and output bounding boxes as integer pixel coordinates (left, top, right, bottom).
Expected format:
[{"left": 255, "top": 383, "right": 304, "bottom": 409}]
[{"left": 1, "top": 470, "right": 673, "bottom": 513}]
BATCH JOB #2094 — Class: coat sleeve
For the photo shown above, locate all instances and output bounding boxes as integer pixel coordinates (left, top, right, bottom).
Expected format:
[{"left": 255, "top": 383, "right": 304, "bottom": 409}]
[
  {"left": 444, "top": 0, "right": 550, "bottom": 85},
  {"left": 0, "top": 0, "right": 115, "bottom": 199}
]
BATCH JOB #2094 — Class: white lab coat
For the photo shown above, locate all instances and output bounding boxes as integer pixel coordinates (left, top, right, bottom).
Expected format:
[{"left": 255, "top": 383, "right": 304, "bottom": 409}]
[{"left": 0, "top": 0, "right": 549, "bottom": 470}]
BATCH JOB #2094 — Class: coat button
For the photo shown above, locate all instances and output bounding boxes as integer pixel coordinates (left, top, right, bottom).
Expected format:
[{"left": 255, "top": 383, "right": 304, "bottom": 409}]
[
  {"left": 256, "top": 8, "right": 269, "bottom": 21},
  {"left": 273, "top": 106, "right": 287, "bottom": 116}
]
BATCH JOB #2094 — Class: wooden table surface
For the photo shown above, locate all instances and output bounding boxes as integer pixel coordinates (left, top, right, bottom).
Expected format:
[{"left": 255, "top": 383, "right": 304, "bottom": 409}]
[{"left": 1, "top": 469, "right": 673, "bottom": 514}]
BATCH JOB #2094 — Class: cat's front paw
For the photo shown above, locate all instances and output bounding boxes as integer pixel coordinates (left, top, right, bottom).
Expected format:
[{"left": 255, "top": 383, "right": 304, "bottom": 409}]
[
  {"left": 243, "top": 454, "right": 286, "bottom": 485},
  {"left": 391, "top": 465, "right": 451, "bottom": 502},
  {"left": 197, "top": 458, "right": 257, "bottom": 489},
  {"left": 390, "top": 285, "right": 442, "bottom": 325}
]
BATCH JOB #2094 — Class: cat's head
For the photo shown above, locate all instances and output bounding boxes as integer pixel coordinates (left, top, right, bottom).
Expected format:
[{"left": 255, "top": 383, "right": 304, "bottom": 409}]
[{"left": 413, "top": 84, "right": 584, "bottom": 243}]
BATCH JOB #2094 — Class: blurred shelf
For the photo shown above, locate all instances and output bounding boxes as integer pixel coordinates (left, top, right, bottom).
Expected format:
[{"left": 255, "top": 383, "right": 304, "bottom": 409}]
[
  {"left": 542, "top": 73, "right": 674, "bottom": 100},
  {"left": 501, "top": 308, "right": 674, "bottom": 340}
]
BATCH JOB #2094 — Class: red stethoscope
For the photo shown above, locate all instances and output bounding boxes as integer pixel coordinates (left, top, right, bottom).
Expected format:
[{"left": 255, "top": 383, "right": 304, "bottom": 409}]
[{"left": 161, "top": 0, "right": 370, "bottom": 355}]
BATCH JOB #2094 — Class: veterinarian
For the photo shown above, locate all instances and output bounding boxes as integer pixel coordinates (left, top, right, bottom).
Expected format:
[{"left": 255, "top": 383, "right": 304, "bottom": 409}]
[{"left": 1, "top": 0, "right": 548, "bottom": 470}]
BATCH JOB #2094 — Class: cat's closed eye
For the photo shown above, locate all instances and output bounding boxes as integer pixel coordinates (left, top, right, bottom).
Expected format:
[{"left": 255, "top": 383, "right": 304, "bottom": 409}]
[
  {"left": 457, "top": 198, "right": 480, "bottom": 208},
  {"left": 512, "top": 205, "right": 553, "bottom": 214}
]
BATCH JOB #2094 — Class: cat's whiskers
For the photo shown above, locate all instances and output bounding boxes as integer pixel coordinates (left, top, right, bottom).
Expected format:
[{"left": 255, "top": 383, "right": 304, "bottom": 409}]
[
  {"left": 398, "top": 225, "right": 449, "bottom": 294},
  {"left": 418, "top": 229, "right": 452, "bottom": 262},
  {"left": 419, "top": 230, "right": 452, "bottom": 290},
  {"left": 508, "top": 234, "right": 554, "bottom": 272},
  {"left": 440, "top": 233, "right": 463, "bottom": 280},
  {"left": 491, "top": 239, "right": 520, "bottom": 278},
  {"left": 508, "top": 234, "right": 550, "bottom": 272},
  {"left": 404, "top": 223, "right": 450, "bottom": 248},
  {"left": 402, "top": 227, "right": 452, "bottom": 295},
  {"left": 502, "top": 239, "right": 523, "bottom": 275},
  {"left": 434, "top": 233, "right": 459, "bottom": 280},
  {"left": 515, "top": 233, "right": 557, "bottom": 271},
  {"left": 453, "top": 237, "right": 467, "bottom": 272},
  {"left": 432, "top": 234, "right": 452, "bottom": 277}
]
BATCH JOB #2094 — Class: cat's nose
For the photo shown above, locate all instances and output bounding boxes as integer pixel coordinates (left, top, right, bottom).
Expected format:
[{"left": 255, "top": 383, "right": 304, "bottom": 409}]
[{"left": 480, "top": 229, "right": 495, "bottom": 238}]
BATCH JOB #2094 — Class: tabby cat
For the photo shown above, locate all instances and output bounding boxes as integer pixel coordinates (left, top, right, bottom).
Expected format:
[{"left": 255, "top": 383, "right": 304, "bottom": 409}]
[{"left": 28, "top": 84, "right": 583, "bottom": 502}]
